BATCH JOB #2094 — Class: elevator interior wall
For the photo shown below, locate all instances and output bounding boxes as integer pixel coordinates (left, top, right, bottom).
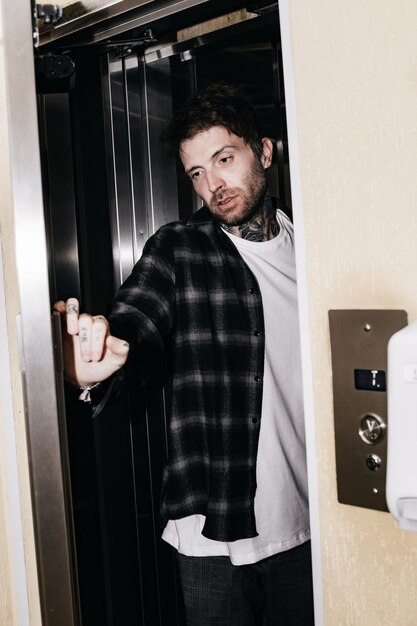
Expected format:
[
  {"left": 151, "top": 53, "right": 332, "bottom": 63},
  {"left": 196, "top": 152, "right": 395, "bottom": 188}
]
[{"left": 37, "top": 4, "right": 291, "bottom": 625}]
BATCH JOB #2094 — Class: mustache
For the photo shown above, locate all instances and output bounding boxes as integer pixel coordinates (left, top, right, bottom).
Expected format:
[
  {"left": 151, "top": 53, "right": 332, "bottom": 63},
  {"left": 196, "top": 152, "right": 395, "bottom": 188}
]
[{"left": 211, "top": 187, "right": 240, "bottom": 204}]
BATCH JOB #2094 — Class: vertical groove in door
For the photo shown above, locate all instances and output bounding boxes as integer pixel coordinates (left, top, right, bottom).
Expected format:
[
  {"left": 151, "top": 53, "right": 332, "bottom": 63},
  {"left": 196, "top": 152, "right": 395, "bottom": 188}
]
[
  {"left": 125, "top": 54, "right": 151, "bottom": 259},
  {"left": 102, "top": 54, "right": 136, "bottom": 288},
  {"left": 124, "top": 56, "right": 140, "bottom": 262}
]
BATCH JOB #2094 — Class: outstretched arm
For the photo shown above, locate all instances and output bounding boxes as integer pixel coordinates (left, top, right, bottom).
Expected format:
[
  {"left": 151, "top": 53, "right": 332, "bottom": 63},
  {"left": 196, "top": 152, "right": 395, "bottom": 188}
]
[{"left": 54, "top": 297, "right": 130, "bottom": 387}]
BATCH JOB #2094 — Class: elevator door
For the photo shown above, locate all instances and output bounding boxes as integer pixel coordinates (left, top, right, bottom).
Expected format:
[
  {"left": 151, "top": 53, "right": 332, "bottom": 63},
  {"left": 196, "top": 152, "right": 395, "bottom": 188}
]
[{"left": 40, "top": 7, "right": 290, "bottom": 625}]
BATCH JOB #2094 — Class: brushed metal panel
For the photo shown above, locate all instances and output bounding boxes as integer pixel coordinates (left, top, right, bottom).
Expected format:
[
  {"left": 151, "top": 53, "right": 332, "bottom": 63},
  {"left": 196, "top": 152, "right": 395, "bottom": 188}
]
[
  {"left": 329, "top": 309, "right": 407, "bottom": 511},
  {"left": 135, "top": 56, "right": 179, "bottom": 236},
  {"left": 41, "top": 93, "right": 81, "bottom": 301},
  {"left": 103, "top": 54, "right": 136, "bottom": 288},
  {"left": 124, "top": 54, "right": 150, "bottom": 260}
]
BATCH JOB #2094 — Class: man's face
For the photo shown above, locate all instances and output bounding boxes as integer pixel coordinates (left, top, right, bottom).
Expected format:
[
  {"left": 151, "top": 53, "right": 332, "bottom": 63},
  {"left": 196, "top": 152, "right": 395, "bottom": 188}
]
[{"left": 179, "top": 126, "right": 273, "bottom": 226}]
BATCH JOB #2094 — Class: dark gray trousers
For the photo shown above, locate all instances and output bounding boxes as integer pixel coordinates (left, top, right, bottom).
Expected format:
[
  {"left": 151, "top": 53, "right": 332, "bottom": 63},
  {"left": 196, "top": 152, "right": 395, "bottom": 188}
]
[{"left": 176, "top": 541, "right": 314, "bottom": 626}]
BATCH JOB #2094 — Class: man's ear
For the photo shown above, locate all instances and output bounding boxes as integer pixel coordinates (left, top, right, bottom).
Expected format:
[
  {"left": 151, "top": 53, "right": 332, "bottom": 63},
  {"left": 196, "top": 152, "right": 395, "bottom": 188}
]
[{"left": 260, "top": 137, "right": 273, "bottom": 169}]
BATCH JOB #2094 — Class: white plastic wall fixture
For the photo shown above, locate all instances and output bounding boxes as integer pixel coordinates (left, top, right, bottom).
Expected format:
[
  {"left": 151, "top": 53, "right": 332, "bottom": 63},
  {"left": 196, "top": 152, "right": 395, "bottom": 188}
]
[{"left": 387, "top": 320, "right": 417, "bottom": 532}]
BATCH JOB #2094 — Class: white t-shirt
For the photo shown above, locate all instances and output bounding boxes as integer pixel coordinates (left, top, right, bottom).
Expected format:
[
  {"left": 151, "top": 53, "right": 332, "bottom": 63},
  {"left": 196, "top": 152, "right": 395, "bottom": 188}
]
[{"left": 162, "top": 209, "right": 309, "bottom": 565}]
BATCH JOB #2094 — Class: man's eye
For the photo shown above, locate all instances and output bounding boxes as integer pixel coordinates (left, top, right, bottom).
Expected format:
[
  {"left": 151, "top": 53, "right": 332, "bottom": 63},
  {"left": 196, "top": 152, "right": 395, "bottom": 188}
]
[
  {"left": 219, "top": 156, "right": 232, "bottom": 164},
  {"left": 191, "top": 170, "right": 202, "bottom": 180}
]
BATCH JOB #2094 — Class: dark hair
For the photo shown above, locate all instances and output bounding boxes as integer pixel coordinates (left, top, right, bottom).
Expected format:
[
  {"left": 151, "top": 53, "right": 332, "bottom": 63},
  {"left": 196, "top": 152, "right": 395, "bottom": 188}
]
[{"left": 165, "top": 83, "right": 263, "bottom": 159}]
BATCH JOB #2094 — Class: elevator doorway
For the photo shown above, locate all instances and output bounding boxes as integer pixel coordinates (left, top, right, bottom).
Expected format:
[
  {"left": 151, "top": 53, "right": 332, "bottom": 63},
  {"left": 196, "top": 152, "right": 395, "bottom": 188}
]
[{"left": 37, "top": 4, "right": 293, "bottom": 624}]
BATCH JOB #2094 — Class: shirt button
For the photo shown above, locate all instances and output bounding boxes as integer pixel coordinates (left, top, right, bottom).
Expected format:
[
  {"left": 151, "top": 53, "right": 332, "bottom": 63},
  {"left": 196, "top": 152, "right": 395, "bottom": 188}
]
[
  {"left": 249, "top": 288, "right": 255, "bottom": 294},
  {"left": 252, "top": 418, "right": 258, "bottom": 424},
  {"left": 254, "top": 375, "right": 261, "bottom": 382},
  {"left": 254, "top": 330, "right": 262, "bottom": 337}
]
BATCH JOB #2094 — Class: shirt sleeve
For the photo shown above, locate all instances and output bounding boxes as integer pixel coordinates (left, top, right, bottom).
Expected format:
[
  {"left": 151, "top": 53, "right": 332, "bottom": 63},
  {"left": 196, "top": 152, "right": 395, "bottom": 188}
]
[
  {"left": 113, "top": 225, "right": 175, "bottom": 361},
  {"left": 91, "top": 227, "right": 176, "bottom": 415}
]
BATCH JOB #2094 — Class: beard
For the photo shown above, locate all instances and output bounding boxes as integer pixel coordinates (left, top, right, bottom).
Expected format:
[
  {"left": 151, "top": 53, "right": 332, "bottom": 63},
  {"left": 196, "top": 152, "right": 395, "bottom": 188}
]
[{"left": 208, "top": 158, "right": 267, "bottom": 226}]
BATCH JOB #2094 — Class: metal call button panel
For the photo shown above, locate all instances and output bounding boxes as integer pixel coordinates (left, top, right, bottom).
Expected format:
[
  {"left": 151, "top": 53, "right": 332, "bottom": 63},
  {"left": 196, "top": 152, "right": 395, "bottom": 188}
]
[{"left": 329, "top": 310, "right": 407, "bottom": 511}]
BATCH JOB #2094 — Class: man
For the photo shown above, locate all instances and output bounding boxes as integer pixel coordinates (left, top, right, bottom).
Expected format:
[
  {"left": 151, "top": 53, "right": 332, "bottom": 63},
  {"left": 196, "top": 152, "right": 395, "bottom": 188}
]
[{"left": 56, "top": 84, "right": 314, "bottom": 625}]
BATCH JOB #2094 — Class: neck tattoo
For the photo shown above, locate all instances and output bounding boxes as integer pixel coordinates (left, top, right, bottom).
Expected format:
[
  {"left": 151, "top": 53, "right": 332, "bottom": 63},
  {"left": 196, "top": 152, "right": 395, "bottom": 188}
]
[{"left": 221, "top": 202, "right": 280, "bottom": 242}]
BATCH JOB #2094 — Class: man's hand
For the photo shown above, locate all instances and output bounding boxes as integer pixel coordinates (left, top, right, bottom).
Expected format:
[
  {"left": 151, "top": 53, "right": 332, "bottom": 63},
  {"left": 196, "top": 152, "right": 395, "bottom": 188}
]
[{"left": 54, "top": 298, "right": 130, "bottom": 387}]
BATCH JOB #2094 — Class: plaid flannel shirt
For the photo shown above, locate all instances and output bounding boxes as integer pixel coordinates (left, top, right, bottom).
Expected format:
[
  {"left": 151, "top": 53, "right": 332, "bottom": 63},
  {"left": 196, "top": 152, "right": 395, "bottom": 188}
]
[{"left": 107, "top": 204, "right": 267, "bottom": 542}]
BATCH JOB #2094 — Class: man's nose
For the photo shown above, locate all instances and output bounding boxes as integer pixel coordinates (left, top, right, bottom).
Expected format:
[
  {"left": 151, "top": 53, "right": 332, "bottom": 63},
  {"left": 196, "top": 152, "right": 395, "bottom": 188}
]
[{"left": 206, "top": 171, "right": 224, "bottom": 194}]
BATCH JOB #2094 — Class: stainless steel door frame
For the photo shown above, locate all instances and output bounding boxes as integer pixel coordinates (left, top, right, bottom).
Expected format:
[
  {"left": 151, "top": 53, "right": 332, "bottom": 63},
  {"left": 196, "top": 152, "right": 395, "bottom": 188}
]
[{"left": 1, "top": 1, "right": 80, "bottom": 624}]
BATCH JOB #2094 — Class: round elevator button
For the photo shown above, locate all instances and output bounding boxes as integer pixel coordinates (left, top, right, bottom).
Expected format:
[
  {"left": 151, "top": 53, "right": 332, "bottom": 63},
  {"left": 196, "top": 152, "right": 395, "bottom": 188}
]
[
  {"left": 366, "top": 454, "right": 382, "bottom": 471},
  {"left": 359, "top": 413, "right": 386, "bottom": 445}
]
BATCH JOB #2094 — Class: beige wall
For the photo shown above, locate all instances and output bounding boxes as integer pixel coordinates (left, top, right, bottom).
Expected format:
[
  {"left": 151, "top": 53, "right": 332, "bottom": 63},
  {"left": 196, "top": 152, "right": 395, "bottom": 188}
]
[
  {"left": 0, "top": 7, "right": 42, "bottom": 626},
  {"left": 285, "top": 1, "right": 417, "bottom": 624}
]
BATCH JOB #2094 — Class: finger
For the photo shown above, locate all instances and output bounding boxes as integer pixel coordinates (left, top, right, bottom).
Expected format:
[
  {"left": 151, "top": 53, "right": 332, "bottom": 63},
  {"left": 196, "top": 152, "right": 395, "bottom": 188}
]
[
  {"left": 106, "top": 335, "right": 130, "bottom": 367},
  {"left": 91, "top": 315, "right": 109, "bottom": 362},
  {"left": 54, "top": 300, "right": 66, "bottom": 314},
  {"left": 66, "top": 298, "right": 80, "bottom": 335},
  {"left": 78, "top": 313, "right": 93, "bottom": 361}
]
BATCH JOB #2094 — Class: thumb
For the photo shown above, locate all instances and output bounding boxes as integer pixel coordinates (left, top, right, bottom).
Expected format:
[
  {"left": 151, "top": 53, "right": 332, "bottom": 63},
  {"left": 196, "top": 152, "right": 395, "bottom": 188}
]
[{"left": 106, "top": 335, "right": 130, "bottom": 364}]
